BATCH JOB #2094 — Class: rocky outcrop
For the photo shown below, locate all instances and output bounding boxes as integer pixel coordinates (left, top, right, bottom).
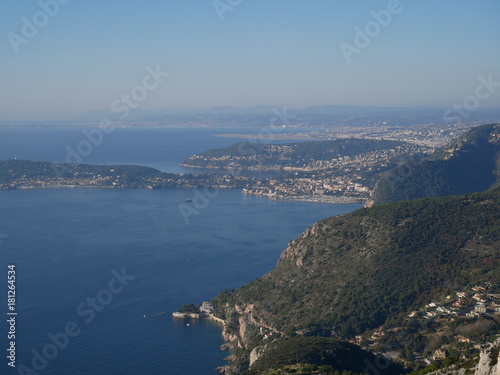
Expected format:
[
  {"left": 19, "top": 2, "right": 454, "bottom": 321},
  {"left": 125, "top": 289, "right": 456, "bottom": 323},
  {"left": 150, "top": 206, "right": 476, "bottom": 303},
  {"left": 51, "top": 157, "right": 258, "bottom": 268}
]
[
  {"left": 428, "top": 339, "right": 500, "bottom": 375},
  {"left": 220, "top": 304, "right": 255, "bottom": 350},
  {"left": 475, "top": 339, "right": 500, "bottom": 375},
  {"left": 249, "top": 345, "right": 267, "bottom": 367},
  {"left": 215, "top": 300, "right": 286, "bottom": 374},
  {"left": 212, "top": 185, "right": 500, "bottom": 374}
]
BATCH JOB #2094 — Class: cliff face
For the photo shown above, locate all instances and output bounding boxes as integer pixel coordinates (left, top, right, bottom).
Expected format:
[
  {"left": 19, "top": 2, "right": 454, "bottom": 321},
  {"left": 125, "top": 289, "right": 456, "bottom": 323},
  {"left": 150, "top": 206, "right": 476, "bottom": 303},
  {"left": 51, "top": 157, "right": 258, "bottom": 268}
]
[
  {"left": 213, "top": 187, "right": 500, "bottom": 374},
  {"left": 428, "top": 339, "right": 500, "bottom": 375},
  {"left": 226, "top": 187, "right": 499, "bottom": 338},
  {"left": 475, "top": 339, "right": 500, "bottom": 375},
  {"left": 220, "top": 303, "right": 257, "bottom": 350}
]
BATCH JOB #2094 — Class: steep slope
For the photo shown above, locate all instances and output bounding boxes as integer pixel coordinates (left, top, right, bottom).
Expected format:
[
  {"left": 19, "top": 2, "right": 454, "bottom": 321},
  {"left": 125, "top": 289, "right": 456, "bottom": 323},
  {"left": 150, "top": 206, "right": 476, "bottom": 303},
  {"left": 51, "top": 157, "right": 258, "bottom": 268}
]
[
  {"left": 212, "top": 187, "right": 499, "bottom": 373},
  {"left": 246, "top": 337, "right": 404, "bottom": 375},
  {"left": 371, "top": 124, "right": 500, "bottom": 205}
]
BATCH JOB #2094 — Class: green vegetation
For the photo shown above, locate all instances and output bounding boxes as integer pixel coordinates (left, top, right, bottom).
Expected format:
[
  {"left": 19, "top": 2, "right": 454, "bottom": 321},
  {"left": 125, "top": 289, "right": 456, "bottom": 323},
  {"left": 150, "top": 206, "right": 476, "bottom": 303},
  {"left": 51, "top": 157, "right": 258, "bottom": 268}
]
[
  {"left": 202, "top": 130, "right": 500, "bottom": 373},
  {"left": 178, "top": 304, "right": 199, "bottom": 314},
  {"left": 230, "top": 187, "right": 499, "bottom": 337},
  {"left": 0, "top": 158, "right": 241, "bottom": 189},
  {"left": 183, "top": 138, "right": 413, "bottom": 169},
  {"left": 212, "top": 186, "right": 499, "bottom": 375},
  {"left": 245, "top": 337, "right": 404, "bottom": 375},
  {"left": 0, "top": 159, "right": 169, "bottom": 182},
  {"left": 372, "top": 123, "right": 500, "bottom": 204},
  {"left": 211, "top": 289, "right": 236, "bottom": 320},
  {"left": 409, "top": 355, "right": 461, "bottom": 375},
  {"left": 0, "top": 159, "right": 176, "bottom": 186}
]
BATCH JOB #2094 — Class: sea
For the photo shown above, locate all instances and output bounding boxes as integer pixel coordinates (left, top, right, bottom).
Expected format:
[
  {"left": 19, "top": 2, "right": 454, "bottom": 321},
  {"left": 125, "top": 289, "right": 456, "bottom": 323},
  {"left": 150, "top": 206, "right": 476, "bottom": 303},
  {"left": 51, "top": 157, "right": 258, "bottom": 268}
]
[{"left": 0, "top": 126, "right": 362, "bottom": 375}]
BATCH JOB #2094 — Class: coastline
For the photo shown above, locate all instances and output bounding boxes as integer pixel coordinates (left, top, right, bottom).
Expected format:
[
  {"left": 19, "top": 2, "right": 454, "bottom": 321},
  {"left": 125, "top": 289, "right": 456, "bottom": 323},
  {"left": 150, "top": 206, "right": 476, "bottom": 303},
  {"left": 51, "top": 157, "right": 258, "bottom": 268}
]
[
  {"left": 180, "top": 163, "right": 283, "bottom": 171},
  {"left": 1, "top": 185, "right": 366, "bottom": 205},
  {"left": 0, "top": 185, "right": 121, "bottom": 190},
  {"left": 172, "top": 311, "right": 226, "bottom": 326},
  {"left": 268, "top": 195, "right": 365, "bottom": 204},
  {"left": 215, "top": 133, "right": 323, "bottom": 141}
]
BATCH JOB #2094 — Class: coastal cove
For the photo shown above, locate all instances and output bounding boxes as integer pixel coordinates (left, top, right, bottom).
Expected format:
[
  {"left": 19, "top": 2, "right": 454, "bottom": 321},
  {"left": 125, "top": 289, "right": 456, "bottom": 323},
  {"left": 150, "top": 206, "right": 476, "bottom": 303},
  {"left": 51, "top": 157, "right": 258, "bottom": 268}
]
[{"left": 0, "top": 187, "right": 361, "bottom": 374}]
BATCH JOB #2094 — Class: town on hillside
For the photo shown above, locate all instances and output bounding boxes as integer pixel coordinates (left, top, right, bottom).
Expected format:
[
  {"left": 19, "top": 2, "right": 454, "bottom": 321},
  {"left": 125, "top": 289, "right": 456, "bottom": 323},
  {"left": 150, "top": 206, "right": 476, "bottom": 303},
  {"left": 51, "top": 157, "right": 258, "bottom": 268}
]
[{"left": 352, "top": 283, "right": 500, "bottom": 368}]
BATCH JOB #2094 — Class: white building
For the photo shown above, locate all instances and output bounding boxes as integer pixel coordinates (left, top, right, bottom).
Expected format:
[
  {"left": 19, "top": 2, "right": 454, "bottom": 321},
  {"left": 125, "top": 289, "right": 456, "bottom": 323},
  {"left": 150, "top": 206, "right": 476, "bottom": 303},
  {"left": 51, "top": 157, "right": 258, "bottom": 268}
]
[{"left": 200, "top": 301, "right": 214, "bottom": 314}]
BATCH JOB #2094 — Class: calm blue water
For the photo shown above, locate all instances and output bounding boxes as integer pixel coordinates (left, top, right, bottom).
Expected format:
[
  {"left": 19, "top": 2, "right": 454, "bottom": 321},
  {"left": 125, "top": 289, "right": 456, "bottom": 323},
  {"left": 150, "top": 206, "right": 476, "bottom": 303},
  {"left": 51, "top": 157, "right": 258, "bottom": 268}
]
[
  {"left": 0, "top": 127, "right": 361, "bottom": 374},
  {"left": 0, "top": 126, "right": 317, "bottom": 175}
]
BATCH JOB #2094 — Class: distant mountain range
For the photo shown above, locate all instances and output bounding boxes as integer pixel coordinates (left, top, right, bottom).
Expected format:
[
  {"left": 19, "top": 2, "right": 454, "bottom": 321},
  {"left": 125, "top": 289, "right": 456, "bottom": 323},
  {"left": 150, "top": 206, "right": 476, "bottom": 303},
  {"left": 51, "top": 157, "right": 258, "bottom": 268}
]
[
  {"left": 69, "top": 106, "right": 500, "bottom": 127},
  {"left": 73, "top": 105, "right": 432, "bottom": 120},
  {"left": 3, "top": 105, "right": 500, "bottom": 126},
  {"left": 371, "top": 123, "right": 500, "bottom": 205}
]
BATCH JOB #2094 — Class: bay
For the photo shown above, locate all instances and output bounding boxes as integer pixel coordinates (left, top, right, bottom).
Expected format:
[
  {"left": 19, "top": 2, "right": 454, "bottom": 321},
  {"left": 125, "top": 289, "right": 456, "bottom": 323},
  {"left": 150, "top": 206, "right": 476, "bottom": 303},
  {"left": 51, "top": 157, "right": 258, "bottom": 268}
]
[{"left": 0, "top": 127, "right": 361, "bottom": 374}]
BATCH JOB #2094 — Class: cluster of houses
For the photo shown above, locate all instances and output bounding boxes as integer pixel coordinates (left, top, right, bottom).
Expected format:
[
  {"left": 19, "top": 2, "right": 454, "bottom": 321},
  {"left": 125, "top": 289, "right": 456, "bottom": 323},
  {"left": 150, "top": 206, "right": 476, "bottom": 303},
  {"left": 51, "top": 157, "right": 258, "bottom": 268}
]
[
  {"left": 407, "top": 286, "right": 500, "bottom": 320},
  {"left": 186, "top": 140, "right": 428, "bottom": 201},
  {"left": 356, "top": 284, "right": 500, "bottom": 366},
  {"left": 310, "top": 122, "right": 475, "bottom": 148}
]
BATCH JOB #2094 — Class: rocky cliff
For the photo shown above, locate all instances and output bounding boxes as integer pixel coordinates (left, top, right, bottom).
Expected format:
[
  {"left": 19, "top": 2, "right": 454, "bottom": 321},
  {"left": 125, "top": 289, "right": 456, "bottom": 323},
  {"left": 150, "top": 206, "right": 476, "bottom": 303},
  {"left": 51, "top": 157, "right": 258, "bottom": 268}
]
[
  {"left": 428, "top": 339, "right": 500, "bottom": 375},
  {"left": 212, "top": 187, "right": 499, "bottom": 374}
]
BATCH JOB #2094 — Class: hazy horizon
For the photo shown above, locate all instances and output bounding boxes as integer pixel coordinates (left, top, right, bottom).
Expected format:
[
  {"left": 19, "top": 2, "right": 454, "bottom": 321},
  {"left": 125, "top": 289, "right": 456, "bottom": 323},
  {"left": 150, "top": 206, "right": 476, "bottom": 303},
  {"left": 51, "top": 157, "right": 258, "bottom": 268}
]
[{"left": 1, "top": 0, "right": 500, "bottom": 121}]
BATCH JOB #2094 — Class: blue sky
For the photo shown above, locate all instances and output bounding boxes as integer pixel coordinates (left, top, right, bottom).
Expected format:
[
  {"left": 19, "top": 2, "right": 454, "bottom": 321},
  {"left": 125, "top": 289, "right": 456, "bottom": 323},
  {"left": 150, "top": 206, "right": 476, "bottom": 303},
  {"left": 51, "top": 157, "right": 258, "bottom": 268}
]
[{"left": 1, "top": 0, "right": 499, "bottom": 120}]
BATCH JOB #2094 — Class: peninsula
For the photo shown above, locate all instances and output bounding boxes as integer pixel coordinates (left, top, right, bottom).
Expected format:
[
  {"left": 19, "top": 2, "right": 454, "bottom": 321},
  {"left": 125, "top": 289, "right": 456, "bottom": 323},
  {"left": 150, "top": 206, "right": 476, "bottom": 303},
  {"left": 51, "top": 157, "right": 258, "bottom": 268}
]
[{"left": 0, "top": 159, "right": 253, "bottom": 191}]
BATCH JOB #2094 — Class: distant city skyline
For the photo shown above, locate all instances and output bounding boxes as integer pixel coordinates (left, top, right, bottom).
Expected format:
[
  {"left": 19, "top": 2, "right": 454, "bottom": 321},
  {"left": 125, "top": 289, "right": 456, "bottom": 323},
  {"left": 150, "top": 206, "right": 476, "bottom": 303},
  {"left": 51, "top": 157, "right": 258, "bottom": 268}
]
[{"left": 1, "top": 0, "right": 500, "bottom": 121}]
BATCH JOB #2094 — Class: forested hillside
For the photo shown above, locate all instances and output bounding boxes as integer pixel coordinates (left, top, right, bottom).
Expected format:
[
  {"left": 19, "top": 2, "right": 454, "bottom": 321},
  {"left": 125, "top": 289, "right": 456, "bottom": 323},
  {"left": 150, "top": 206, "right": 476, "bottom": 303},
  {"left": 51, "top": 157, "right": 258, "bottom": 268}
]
[
  {"left": 212, "top": 186, "right": 500, "bottom": 374},
  {"left": 372, "top": 124, "right": 500, "bottom": 204}
]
